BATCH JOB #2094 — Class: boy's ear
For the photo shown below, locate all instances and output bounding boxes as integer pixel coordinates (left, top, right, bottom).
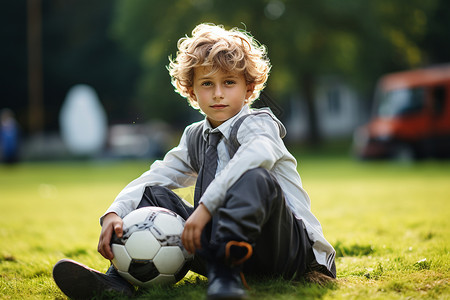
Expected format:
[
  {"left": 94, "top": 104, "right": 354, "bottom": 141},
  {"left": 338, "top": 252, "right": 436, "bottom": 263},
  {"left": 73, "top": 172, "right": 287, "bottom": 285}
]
[
  {"left": 187, "top": 87, "right": 197, "bottom": 102},
  {"left": 245, "top": 83, "right": 255, "bottom": 100}
]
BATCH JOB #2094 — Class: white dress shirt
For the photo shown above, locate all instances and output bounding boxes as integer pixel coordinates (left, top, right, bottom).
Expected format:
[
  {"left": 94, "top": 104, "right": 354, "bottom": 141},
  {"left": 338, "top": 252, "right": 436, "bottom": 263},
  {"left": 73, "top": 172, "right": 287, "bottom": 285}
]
[{"left": 102, "top": 105, "right": 336, "bottom": 273}]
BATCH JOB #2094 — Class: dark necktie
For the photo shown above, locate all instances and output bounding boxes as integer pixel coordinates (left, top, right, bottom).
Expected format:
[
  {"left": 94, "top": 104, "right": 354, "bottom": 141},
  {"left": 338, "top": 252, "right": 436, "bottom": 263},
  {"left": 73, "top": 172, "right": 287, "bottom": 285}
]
[{"left": 194, "top": 131, "right": 222, "bottom": 206}]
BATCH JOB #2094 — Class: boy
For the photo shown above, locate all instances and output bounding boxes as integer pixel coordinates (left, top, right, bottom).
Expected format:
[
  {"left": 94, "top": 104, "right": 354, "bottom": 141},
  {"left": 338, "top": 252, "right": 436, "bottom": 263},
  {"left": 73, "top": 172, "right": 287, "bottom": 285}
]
[{"left": 53, "top": 23, "right": 336, "bottom": 299}]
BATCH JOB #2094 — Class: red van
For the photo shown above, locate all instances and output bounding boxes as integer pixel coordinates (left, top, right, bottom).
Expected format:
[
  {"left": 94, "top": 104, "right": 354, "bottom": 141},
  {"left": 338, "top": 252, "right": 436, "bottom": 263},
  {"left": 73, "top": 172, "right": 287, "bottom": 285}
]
[{"left": 353, "top": 64, "right": 450, "bottom": 160}]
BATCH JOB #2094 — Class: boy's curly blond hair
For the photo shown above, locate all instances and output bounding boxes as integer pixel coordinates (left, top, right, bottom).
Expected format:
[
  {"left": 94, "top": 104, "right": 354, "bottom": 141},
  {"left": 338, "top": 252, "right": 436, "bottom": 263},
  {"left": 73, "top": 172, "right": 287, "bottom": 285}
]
[{"left": 168, "top": 23, "right": 271, "bottom": 109}]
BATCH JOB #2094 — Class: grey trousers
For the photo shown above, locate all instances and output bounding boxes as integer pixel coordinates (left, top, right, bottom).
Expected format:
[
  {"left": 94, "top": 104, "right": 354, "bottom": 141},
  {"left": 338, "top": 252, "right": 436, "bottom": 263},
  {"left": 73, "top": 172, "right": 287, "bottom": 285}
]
[{"left": 139, "top": 167, "right": 315, "bottom": 279}]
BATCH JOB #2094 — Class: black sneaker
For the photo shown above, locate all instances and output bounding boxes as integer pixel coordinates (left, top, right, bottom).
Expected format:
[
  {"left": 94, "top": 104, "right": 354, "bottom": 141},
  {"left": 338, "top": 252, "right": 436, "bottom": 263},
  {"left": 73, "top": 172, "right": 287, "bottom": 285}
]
[
  {"left": 207, "top": 262, "right": 248, "bottom": 300},
  {"left": 206, "top": 241, "right": 253, "bottom": 300},
  {"left": 52, "top": 259, "right": 134, "bottom": 299}
]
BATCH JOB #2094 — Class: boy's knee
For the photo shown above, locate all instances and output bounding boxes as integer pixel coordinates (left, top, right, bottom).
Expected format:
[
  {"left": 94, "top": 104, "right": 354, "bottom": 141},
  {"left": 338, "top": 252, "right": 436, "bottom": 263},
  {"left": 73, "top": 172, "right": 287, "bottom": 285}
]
[
  {"left": 139, "top": 186, "right": 172, "bottom": 208},
  {"left": 238, "top": 168, "right": 279, "bottom": 191},
  {"left": 147, "top": 185, "right": 170, "bottom": 195},
  {"left": 229, "top": 168, "right": 282, "bottom": 207},
  {"left": 240, "top": 167, "right": 268, "bottom": 181}
]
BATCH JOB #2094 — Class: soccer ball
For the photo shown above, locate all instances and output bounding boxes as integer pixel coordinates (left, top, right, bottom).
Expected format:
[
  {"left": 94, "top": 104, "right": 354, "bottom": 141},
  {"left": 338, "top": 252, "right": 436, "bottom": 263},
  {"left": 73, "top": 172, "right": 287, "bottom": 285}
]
[{"left": 110, "top": 207, "right": 193, "bottom": 287}]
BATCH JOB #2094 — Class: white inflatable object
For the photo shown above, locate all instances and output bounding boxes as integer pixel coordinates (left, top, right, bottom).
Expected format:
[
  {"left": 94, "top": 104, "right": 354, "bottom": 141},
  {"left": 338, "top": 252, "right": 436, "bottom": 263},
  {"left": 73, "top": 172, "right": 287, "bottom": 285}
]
[{"left": 60, "top": 84, "right": 108, "bottom": 156}]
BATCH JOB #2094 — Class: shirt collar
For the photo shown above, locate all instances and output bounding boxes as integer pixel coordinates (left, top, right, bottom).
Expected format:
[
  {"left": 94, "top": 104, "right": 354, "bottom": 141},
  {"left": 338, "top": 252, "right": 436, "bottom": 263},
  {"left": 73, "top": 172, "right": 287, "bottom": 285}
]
[{"left": 201, "top": 105, "right": 251, "bottom": 141}]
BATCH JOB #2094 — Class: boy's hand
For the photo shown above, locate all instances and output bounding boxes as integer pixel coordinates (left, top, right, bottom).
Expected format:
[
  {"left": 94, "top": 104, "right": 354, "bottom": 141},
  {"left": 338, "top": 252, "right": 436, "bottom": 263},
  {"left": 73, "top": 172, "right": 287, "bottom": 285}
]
[
  {"left": 98, "top": 212, "right": 123, "bottom": 260},
  {"left": 182, "top": 203, "right": 211, "bottom": 254}
]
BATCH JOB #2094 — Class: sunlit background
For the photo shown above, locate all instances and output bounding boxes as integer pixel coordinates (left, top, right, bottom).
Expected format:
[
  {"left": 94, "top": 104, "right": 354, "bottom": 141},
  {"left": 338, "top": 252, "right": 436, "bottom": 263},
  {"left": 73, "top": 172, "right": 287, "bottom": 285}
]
[{"left": 1, "top": 0, "right": 449, "bottom": 162}]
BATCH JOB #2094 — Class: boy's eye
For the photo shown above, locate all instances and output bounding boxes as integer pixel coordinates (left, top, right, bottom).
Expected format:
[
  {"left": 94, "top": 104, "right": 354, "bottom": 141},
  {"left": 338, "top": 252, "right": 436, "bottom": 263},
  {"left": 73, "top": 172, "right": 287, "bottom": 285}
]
[
  {"left": 225, "top": 80, "right": 236, "bottom": 85},
  {"left": 201, "top": 81, "right": 213, "bottom": 87}
]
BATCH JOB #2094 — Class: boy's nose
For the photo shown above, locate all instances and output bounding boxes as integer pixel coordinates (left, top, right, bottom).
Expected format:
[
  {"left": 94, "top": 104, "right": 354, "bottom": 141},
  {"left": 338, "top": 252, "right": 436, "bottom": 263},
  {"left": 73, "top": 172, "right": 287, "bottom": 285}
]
[{"left": 213, "top": 86, "right": 224, "bottom": 100}]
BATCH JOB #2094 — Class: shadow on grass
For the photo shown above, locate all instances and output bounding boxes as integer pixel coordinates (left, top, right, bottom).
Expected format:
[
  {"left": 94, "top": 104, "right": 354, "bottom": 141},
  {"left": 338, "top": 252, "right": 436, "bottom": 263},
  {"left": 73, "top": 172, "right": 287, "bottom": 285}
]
[
  {"left": 95, "top": 275, "right": 336, "bottom": 300},
  {"left": 248, "top": 276, "right": 337, "bottom": 300}
]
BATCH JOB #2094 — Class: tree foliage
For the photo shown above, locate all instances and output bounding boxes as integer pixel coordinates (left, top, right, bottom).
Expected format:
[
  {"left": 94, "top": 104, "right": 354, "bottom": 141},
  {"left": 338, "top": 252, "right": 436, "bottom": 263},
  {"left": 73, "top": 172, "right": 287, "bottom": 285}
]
[
  {"left": 1, "top": 0, "right": 141, "bottom": 132},
  {"left": 111, "top": 0, "right": 444, "bottom": 139},
  {"left": 3, "top": 0, "right": 447, "bottom": 135}
]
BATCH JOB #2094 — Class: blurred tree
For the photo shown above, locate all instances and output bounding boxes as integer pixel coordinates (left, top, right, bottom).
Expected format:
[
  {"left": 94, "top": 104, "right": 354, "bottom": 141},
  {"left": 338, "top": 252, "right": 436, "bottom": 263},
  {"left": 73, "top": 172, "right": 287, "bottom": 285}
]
[
  {"left": 111, "top": 0, "right": 202, "bottom": 127},
  {"left": 111, "top": 0, "right": 443, "bottom": 142},
  {"left": 27, "top": 0, "right": 44, "bottom": 134},
  {"left": 1, "top": 0, "right": 141, "bottom": 134},
  {"left": 421, "top": 0, "right": 450, "bottom": 64},
  {"left": 2, "top": 0, "right": 446, "bottom": 138},
  {"left": 42, "top": 0, "right": 141, "bottom": 129},
  {"left": 1, "top": 1, "right": 28, "bottom": 129}
]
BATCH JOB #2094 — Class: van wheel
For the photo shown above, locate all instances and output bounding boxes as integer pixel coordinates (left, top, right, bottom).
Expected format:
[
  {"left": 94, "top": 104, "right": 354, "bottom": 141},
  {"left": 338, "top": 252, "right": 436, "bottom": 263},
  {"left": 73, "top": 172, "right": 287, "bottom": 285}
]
[{"left": 392, "top": 145, "right": 415, "bottom": 162}]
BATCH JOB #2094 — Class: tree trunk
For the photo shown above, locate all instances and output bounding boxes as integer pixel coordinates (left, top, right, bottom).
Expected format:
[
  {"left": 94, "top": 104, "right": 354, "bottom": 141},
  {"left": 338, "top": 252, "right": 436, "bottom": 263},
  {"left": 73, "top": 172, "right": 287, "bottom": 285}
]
[
  {"left": 301, "top": 73, "right": 321, "bottom": 146},
  {"left": 27, "top": 0, "right": 44, "bottom": 134}
]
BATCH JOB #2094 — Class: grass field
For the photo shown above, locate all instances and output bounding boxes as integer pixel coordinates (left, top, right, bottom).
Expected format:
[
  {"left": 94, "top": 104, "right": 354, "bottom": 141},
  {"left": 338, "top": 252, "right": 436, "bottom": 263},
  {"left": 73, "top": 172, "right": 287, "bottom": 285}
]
[{"left": 1, "top": 156, "right": 449, "bottom": 299}]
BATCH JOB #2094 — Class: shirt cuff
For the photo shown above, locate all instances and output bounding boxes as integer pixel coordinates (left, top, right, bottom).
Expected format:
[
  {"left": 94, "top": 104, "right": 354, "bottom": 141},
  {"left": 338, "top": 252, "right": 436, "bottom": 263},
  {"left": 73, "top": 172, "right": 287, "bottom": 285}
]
[
  {"left": 99, "top": 205, "right": 126, "bottom": 225},
  {"left": 198, "top": 186, "right": 223, "bottom": 215}
]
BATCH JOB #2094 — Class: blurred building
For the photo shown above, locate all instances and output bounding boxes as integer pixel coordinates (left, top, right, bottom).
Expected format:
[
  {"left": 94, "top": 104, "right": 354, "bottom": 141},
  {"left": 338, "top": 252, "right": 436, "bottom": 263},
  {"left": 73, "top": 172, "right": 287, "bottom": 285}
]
[{"left": 285, "top": 78, "right": 367, "bottom": 142}]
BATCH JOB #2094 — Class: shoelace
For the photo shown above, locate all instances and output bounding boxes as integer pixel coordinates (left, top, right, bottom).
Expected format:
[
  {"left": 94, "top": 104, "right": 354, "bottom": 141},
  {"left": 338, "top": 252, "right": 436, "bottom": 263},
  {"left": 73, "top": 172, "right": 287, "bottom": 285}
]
[{"left": 225, "top": 241, "right": 253, "bottom": 289}]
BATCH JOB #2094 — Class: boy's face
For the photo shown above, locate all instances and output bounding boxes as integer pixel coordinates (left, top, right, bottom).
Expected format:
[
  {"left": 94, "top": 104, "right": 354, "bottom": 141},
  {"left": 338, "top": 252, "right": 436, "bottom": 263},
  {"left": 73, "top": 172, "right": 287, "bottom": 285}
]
[{"left": 188, "top": 67, "right": 254, "bottom": 128}]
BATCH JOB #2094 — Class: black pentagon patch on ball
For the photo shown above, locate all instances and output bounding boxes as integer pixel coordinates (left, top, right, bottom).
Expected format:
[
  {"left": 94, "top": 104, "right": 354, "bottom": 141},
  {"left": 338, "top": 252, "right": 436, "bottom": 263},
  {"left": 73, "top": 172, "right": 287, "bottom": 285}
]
[
  {"left": 128, "top": 260, "right": 159, "bottom": 282},
  {"left": 110, "top": 232, "right": 125, "bottom": 245}
]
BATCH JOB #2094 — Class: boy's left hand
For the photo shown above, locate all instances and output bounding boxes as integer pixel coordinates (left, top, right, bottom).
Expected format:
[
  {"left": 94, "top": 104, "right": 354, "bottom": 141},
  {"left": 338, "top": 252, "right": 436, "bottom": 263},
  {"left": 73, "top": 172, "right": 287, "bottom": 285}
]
[{"left": 182, "top": 203, "right": 211, "bottom": 254}]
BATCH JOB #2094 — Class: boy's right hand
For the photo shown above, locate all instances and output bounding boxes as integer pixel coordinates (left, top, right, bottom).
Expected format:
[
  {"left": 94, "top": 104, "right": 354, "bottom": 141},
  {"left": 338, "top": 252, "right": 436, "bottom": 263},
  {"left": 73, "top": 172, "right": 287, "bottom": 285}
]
[{"left": 98, "top": 212, "right": 123, "bottom": 260}]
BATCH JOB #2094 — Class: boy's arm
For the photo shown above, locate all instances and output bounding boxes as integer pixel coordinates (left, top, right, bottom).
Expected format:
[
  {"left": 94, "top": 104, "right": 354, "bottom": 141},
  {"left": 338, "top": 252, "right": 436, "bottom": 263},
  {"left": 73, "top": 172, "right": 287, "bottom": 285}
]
[
  {"left": 100, "top": 127, "right": 197, "bottom": 224},
  {"left": 200, "top": 114, "right": 289, "bottom": 215}
]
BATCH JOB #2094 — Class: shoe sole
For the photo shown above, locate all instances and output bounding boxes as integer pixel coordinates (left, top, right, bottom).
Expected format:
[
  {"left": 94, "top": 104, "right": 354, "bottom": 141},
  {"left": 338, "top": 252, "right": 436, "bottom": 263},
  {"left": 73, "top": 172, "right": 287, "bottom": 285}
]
[{"left": 53, "top": 259, "right": 112, "bottom": 299}]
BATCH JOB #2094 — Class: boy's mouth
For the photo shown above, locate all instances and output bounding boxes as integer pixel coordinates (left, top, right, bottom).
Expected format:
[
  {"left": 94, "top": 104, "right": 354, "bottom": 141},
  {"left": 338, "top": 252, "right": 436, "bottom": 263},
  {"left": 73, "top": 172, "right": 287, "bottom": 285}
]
[{"left": 210, "top": 104, "right": 228, "bottom": 109}]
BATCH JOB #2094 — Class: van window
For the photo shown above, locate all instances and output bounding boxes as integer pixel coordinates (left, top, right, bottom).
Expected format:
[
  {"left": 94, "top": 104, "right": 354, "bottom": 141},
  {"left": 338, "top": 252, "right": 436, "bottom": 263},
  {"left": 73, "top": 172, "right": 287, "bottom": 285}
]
[{"left": 377, "top": 87, "right": 425, "bottom": 117}]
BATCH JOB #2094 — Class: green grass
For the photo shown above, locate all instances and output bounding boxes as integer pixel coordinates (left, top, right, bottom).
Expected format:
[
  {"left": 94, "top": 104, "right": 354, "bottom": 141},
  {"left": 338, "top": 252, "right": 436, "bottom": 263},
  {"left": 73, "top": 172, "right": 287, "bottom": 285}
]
[{"left": 1, "top": 157, "right": 449, "bottom": 299}]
